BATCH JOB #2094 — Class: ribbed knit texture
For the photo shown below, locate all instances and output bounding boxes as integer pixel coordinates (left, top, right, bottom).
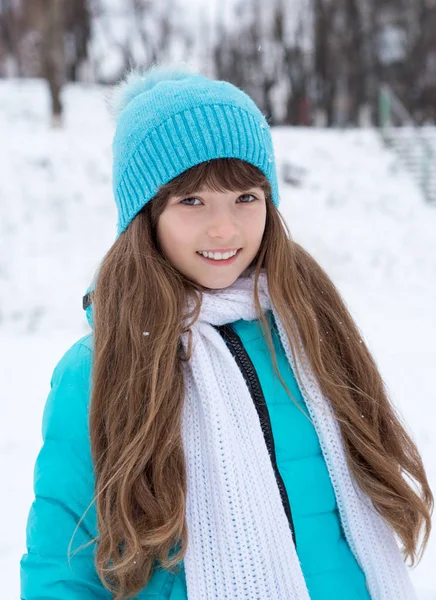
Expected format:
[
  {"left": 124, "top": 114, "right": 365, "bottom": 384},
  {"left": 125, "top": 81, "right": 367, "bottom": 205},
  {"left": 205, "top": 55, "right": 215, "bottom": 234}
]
[
  {"left": 179, "top": 268, "right": 418, "bottom": 600},
  {"left": 110, "top": 67, "right": 280, "bottom": 236}
]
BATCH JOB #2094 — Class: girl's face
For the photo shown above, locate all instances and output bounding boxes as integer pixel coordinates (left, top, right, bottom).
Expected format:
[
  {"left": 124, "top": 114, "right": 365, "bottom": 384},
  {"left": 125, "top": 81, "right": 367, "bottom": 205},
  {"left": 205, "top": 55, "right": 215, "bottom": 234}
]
[{"left": 156, "top": 186, "right": 267, "bottom": 289}]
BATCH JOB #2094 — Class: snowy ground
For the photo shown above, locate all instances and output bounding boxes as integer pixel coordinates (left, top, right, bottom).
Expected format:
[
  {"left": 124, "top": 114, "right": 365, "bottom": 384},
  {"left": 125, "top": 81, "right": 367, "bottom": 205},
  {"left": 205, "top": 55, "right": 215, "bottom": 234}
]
[{"left": 1, "top": 79, "right": 435, "bottom": 597}]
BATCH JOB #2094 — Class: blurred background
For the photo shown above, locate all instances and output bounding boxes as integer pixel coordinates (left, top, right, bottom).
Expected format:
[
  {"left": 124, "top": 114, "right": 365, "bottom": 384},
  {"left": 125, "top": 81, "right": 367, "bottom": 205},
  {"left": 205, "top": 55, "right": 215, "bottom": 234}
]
[{"left": 1, "top": 0, "right": 435, "bottom": 597}]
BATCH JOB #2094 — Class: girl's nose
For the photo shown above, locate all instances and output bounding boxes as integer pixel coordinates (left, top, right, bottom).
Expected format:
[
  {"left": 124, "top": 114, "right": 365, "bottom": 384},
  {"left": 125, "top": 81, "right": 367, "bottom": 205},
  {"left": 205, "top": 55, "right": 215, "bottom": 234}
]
[{"left": 207, "top": 216, "right": 239, "bottom": 239}]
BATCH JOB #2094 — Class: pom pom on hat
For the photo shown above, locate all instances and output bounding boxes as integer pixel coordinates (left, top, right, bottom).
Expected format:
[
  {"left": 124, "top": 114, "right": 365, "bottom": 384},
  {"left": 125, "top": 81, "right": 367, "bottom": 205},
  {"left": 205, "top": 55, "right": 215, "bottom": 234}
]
[{"left": 106, "top": 62, "right": 201, "bottom": 119}]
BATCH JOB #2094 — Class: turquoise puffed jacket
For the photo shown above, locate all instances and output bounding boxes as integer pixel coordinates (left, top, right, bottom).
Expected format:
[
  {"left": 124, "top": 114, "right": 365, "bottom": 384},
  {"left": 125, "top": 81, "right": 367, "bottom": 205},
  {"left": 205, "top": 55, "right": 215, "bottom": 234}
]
[{"left": 20, "top": 299, "right": 371, "bottom": 599}]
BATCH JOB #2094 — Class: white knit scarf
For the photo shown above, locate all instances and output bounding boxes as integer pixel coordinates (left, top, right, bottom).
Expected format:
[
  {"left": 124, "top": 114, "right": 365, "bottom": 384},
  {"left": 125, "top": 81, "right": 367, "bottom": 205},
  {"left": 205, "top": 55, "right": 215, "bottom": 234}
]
[{"left": 179, "top": 267, "right": 417, "bottom": 600}]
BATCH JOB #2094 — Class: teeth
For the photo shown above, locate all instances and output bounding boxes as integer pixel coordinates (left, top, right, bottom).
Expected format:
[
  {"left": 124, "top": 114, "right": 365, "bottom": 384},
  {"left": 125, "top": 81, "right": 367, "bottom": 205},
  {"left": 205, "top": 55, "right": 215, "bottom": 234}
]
[{"left": 197, "top": 249, "right": 238, "bottom": 260}]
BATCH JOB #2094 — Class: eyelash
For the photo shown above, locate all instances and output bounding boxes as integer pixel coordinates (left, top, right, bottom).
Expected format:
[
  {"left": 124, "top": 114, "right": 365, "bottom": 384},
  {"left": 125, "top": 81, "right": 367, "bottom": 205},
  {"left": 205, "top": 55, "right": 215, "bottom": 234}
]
[{"left": 179, "top": 194, "right": 257, "bottom": 206}]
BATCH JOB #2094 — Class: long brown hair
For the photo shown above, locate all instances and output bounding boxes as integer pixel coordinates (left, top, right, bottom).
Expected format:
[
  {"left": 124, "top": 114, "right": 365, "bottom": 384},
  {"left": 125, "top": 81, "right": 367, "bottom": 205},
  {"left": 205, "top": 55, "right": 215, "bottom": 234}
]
[{"left": 74, "top": 158, "right": 433, "bottom": 599}]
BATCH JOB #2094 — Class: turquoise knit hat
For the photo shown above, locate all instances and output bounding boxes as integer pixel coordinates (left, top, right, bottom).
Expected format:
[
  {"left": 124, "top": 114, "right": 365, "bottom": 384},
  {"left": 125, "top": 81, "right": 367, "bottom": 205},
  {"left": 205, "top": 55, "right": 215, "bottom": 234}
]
[{"left": 109, "top": 64, "right": 280, "bottom": 237}]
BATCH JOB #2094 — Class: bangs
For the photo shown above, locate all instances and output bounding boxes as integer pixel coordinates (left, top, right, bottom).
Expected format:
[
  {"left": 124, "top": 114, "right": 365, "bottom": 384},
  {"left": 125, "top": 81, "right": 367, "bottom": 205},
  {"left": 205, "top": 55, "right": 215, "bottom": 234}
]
[{"left": 159, "top": 158, "right": 271, "bottom": 199}]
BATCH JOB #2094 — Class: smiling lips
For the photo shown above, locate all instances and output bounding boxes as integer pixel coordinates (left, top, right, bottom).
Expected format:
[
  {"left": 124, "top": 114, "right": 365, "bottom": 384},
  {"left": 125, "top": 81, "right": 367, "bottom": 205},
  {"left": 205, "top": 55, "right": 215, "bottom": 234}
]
[
  {"left": 197, "top": 249, "right": 239, "bottom": 260},
  {"left": 196, "top": 248, "right": 242, "bottom": 264}
]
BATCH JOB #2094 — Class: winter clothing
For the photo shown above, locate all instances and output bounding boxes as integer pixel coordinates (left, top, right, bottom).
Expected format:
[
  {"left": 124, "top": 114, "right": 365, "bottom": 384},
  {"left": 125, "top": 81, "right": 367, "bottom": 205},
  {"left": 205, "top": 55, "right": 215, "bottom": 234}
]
[
  {"left": 20, "top": 270, "right": 417, "bottom": 599},
  {"left": 20, "top": 65, "right": 416, "bottom": 599},
  {"left": 229, "top": 310, "right": 372, "bottom": 599},
  {"left": 109, "top": 66, "right": 280, "bottom": 236},
  {"left": 177, "top": 268, "right": 416, "bottom": 600}
]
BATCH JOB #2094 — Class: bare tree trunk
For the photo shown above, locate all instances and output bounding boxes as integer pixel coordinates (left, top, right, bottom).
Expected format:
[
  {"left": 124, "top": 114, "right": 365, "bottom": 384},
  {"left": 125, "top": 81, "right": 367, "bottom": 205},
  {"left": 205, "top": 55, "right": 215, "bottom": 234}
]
[
  {"left": 41, "top": 0, "right": 66, "bottom": 127},
  {"left": 314, "top": 0, "right": 333, "bottom": 125},
  {"left": 0, "top": 0, "right": 23, "bottom": 76},
  {"left": 404, "top": 0, "right": 433, "bottom": 122},
  {"left": 272, "top": 0, "right": 312, "bottom": 125},
  {"left": 345, "top": 0, "right": 366, "bottom": 125},
  {"left": 65, "top": 0, "right": 91, "bottom": 81}
]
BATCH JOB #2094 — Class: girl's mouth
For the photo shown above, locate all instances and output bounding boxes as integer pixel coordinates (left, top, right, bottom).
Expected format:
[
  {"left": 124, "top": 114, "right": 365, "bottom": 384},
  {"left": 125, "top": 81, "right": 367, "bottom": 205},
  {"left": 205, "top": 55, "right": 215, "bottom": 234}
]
[{"left": 196, "top": 248, "right": 242, "bottom": 266}]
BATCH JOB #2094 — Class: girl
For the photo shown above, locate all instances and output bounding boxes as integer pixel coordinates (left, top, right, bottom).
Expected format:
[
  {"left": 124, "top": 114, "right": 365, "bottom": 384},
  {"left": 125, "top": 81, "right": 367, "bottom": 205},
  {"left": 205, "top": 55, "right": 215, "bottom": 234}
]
[{"left": 20, "top": 65, "right": 433, "bottom": 600}]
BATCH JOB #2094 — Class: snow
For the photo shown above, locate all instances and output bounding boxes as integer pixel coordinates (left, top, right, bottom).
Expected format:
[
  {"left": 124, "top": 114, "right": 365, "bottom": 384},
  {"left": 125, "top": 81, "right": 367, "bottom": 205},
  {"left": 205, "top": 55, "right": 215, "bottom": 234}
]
[{"left": 1, "top": 78, "right": 435, "bottom": 597}]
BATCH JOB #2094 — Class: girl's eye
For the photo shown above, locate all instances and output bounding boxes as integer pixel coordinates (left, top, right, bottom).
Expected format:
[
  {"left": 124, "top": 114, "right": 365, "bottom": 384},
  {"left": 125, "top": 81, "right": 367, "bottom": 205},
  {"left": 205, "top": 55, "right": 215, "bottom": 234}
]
[
  {"left": 180, "top": 194, "right": 256, "bottom": 206},
  {"left": 238, "top": 194, "right": 256, "bottom": 203},
  {"left": 180, "top": 197, "right": 201, "bottom": 206}
]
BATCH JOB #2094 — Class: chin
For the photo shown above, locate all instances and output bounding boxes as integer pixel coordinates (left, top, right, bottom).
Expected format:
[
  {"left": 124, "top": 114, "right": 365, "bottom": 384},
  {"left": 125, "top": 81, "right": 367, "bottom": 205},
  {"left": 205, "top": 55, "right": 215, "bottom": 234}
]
[{"left": 199, "top": 273, "right": 243, "bottom": 290}]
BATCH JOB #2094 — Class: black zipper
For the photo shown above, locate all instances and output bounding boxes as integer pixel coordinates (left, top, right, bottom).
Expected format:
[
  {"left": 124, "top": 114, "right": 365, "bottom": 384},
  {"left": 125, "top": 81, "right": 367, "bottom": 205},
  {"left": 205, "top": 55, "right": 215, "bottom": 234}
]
[{"left": 213, "top": 323, "right": 297, "bottom": 548}]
